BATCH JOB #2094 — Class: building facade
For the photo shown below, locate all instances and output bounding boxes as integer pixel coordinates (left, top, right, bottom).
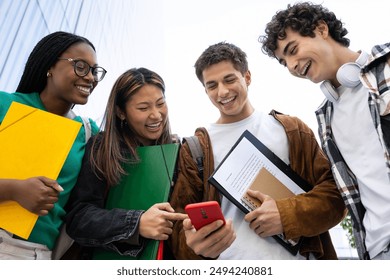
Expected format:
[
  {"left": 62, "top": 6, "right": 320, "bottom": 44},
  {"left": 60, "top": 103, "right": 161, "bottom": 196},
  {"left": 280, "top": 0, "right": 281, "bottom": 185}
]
[{"left": 0, "top": 0, "right": 165, "bottom": 123}]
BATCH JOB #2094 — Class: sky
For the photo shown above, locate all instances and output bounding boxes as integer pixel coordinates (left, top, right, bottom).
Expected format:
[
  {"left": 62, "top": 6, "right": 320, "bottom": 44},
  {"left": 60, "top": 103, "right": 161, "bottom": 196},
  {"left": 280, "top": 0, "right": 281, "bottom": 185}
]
[
  {"left": 72, "top": 0, "right": 389, "bottom": 138},
  {"left": 158, "top": 0, "right": 389, "bottom": 137}
]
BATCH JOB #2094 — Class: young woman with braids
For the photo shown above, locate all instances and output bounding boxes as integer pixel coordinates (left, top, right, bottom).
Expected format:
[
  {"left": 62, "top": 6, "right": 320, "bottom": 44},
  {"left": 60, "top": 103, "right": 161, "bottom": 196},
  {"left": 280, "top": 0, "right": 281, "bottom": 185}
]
[
  {"left": 65, "top": 68, "right": 187, "bottom": 259},
  {"left": 0, "top": 31, "right": 106, "bottom": 259}
]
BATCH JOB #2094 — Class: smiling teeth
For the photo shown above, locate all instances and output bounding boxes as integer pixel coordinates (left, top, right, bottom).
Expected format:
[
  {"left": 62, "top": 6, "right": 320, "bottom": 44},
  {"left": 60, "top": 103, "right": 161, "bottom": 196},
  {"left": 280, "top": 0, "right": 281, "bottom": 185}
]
[
  {"left": 147, "top": 122, "right": 160, "bottom": 128},
  {"left": 76, "top": 86, "right": 91, "bottom": 94},
  {"left": 220, "top": 97, "right": 235, "bottom": 104},
  {"left": 300, "top": 61, "right": 311, "bottom": 76}
]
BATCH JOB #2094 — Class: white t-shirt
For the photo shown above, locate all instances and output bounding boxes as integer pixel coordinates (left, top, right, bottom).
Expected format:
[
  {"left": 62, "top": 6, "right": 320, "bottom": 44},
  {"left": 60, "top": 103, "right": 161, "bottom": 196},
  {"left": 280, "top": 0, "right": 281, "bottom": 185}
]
[
  {"left": 332, "top": 84, "right": 390, "bottom": 258},
  {"left": 208, "top": 110, "right": 305, "bottom": 259}
]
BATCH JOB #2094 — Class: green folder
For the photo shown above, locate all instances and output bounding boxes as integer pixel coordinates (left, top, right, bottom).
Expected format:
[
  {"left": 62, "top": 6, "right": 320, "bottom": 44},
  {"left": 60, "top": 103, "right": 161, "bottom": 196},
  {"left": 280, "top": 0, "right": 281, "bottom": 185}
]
[{"left": 93, "top": 143, "right": 180, "bottom": 260}]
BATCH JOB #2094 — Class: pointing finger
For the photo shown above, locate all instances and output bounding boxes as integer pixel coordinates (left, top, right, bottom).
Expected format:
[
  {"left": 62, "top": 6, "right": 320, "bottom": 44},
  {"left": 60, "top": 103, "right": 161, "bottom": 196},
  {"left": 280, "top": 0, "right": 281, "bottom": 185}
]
[{"left": 166, "top": 212, "right": 188, "bottom": 221}]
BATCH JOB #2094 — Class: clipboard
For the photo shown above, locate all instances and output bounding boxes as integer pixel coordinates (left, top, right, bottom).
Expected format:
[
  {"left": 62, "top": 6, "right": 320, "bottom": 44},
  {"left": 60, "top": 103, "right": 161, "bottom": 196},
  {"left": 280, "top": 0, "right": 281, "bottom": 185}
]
[
  {"left": 208, "top": 130, "right": 312, "bottom": 255},
  {"left": 92, "top": 143, "right": 180, "bottom": 260},
  {"left": 0, "top": 102, "right": 81, "bottom": 239}
]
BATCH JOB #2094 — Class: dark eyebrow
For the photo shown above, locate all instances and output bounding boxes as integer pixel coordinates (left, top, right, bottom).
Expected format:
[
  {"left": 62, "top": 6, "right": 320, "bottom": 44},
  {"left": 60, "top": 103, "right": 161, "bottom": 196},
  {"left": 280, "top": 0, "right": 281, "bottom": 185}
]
[
  {"left": 283, "top": 41, "right": 295, "bottom": 56},
  {"left": 224, "top": 73, "right": 236, "bottom": 79},
  {"left": 136, "top": 101, "right": 150, "bottom": 106},
  {"left": 205, "top": 80, "right": 216, "bottom": 87}
]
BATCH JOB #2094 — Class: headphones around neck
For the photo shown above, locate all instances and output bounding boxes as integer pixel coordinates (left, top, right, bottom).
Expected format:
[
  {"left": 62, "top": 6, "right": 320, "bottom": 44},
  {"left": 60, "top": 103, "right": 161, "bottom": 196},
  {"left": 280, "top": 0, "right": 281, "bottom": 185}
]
[{"left": 320, "top": 51, "right": 369, "bottom": 102}]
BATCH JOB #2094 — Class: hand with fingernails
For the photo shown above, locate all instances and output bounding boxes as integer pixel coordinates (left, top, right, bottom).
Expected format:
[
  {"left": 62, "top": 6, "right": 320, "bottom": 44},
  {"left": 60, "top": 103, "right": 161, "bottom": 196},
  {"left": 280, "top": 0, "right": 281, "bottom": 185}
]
[
  {"left": 7, "top": 176, "right": 63, "bottom": 216},
  {"left": 139, "top": 202, "right": 188, "bottom": 240},
  {"left": 183, "top": 217, "right": 236, "bottom": 258},
  {"left": 244, "top": 189, "right": 283, "bottom": 237}
]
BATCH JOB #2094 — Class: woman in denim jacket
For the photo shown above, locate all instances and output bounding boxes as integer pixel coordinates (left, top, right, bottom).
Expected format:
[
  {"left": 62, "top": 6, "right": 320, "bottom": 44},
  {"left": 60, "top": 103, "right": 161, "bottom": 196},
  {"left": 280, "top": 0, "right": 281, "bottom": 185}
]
[{"left": 65, "top": 68, "right": 186, "bottom": 258}]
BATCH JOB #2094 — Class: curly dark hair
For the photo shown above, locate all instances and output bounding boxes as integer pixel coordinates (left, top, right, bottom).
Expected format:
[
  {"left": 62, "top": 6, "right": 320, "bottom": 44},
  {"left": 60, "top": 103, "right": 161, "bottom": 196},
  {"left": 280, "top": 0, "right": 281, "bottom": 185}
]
[
  {"left": 194, "top": 42, "right": 248, "bottom": 84},
  {"left": 259, "top": 2, "right": 350, "bottom": 59}
]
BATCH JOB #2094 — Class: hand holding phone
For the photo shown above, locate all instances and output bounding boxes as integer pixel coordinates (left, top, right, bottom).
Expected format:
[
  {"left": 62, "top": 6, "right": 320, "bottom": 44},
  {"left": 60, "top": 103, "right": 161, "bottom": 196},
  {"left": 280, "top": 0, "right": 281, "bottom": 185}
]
[{"left": 184, "top": 201, "right": 225, "bottom": 230}]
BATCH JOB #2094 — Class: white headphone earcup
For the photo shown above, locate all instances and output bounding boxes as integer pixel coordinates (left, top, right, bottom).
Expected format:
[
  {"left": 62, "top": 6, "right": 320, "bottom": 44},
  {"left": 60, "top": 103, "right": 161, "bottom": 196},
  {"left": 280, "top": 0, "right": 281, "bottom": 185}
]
[
  {"left": 320, "top": 81, "right": 339, "bottom": 102},
  {"left": 336, "top": 63, "right": 361, "bottom": 88},
  {"left": 320, "top": 51, "right": 368, "bottom": 102}
]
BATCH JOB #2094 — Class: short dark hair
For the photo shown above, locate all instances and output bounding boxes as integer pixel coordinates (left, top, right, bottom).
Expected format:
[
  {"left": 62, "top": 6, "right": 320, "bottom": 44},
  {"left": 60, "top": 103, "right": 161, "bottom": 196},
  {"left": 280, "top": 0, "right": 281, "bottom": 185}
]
[
  {"left": 259, "top": 2, "right": 350, "bottom": 59},
  {"left": 194, "top": 42, "right": 248, "bottom": 84},
  {"left": 16, "top": 31, "right": 96, "bottom": 93}
]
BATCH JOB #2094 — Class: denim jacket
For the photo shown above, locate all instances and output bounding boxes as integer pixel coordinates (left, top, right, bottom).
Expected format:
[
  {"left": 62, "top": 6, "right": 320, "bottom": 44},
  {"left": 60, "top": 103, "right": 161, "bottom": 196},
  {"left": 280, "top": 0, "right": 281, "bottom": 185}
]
[
  {"left": 315, "top": 43, "right": 390, "bottom": 259},
  {"left": 65, "top": 134, "right": 145, "bottom": 257}
]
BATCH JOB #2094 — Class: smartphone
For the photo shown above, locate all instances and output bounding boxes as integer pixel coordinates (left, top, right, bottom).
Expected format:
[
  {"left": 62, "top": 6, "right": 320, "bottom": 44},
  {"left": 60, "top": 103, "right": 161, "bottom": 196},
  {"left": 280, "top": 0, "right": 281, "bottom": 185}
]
[{"left": 184, "top": 201, "right": 226, "bottom": 230}]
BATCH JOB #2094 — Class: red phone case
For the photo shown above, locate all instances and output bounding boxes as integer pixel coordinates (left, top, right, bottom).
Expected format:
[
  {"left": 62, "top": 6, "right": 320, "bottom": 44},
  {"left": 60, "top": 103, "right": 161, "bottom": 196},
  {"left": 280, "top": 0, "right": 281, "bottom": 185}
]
[{"left": 185, "top": 201, "right": 225, "bottom": 230}]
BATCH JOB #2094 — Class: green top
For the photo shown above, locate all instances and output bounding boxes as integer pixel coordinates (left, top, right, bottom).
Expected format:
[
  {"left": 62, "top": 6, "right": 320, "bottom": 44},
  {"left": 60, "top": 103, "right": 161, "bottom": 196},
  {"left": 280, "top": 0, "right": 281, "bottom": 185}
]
[{"left": 0, "top": 91, "right": 99, "bottom": 249}]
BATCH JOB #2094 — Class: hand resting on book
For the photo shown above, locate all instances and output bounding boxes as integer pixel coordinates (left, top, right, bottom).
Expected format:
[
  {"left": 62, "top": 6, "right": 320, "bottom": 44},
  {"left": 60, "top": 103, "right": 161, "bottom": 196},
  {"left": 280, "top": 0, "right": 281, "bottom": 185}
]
[{"left": 243, "top": 189, "right": 283, "bottom": 237}]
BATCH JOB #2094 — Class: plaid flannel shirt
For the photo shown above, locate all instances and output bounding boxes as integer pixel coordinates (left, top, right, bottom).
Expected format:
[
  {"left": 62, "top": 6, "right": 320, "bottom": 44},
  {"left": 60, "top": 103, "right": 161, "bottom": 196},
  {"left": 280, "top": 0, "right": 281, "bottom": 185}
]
[{"left": 315, "top": 43, "right": 390, "bottom": 260}]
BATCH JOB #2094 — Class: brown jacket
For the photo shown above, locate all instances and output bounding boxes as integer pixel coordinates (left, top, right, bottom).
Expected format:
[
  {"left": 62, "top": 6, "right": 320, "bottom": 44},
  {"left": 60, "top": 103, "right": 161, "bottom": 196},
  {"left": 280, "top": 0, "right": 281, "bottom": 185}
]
[{"left": 168, "top": 110, "right": 345, "bottom": 259}]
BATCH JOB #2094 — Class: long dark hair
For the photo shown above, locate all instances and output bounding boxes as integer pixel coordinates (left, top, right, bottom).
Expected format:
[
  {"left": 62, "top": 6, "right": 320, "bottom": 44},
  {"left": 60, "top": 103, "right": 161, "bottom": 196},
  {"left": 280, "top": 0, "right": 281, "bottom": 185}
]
[
  {"left": 16, "top": 31, "right": 95, "bottom": 93},
  {"left": 91, "top": 67, "right": 173, "bottom": 186}
]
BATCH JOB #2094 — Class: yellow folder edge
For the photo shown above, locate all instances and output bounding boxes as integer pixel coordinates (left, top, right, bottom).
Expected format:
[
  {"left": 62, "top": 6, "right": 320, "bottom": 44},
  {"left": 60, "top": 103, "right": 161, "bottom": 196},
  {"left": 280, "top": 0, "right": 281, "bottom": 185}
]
[{"left": 0, "top": 102, "right": 81, "bottom": 239}]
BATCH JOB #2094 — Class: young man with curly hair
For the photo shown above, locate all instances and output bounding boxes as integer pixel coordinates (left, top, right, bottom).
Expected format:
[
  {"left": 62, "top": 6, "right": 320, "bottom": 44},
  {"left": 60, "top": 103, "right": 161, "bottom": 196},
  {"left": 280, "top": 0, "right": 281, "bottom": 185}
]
[{"left": 260, "top": 2, "right": 390, "bottom": 260}]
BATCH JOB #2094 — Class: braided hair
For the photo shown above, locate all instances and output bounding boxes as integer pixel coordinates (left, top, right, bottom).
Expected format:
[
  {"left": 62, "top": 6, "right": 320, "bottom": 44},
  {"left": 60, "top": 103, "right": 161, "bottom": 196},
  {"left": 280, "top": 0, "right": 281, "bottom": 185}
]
[{"left": 16, "top": 31, "right": 95, "bottom": 94}]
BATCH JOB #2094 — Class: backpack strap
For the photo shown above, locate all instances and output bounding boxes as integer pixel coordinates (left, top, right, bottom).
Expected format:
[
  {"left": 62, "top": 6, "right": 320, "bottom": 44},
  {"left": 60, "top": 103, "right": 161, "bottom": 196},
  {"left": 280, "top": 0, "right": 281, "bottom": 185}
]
[
  {"left": 80, "top": 117, "right": 92, "bottom": 143},
  {"left": 183, "top": 135, "right": 204, "bottom": 180},
  {"left": 54, "top": 111, "right": 92, "bottom": 259},
  {"left": 65, "top": 110, "right": 92, "bottom": 143}
]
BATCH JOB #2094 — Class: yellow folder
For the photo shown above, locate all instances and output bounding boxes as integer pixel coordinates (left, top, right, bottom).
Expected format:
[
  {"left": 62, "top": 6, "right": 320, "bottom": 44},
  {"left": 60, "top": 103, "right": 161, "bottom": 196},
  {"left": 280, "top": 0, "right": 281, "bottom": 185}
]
[{"left": 0, "top": 102, "right": 81, "bottom": 239}]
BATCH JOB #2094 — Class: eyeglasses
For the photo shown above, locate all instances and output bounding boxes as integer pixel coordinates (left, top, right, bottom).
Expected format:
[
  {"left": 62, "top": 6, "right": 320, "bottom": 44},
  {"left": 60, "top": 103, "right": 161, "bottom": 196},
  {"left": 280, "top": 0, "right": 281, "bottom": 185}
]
[{"left": 58, "top": 58, "right": 107, "bottom": 82}]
